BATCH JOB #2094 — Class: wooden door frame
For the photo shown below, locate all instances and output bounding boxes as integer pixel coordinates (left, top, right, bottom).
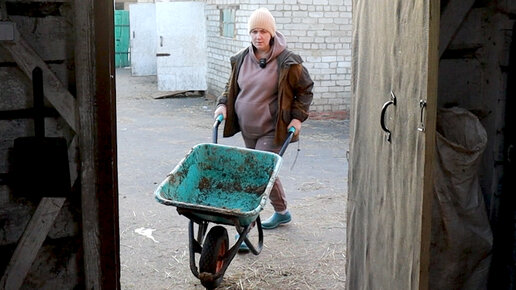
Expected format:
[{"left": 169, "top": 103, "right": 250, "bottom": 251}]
[
  {"left": 419, "top": 1, "right": 440, "bottom": 288},
  {"left": 489, "top": 20, "right": 516, "bottom": 289},
  {"left": 74, "top": 0, "right": 119, "bottom": 288}
]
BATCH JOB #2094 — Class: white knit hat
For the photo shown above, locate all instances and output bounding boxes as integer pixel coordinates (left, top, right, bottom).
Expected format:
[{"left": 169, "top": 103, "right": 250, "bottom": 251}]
[{"left": 248, "top": 8, "right": 276, "bottom": 37}]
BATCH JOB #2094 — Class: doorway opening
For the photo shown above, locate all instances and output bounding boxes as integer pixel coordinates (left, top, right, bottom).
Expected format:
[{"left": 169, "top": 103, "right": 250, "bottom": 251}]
[{"left": 114, "top": 2, "right": 348, "bottom": 289}]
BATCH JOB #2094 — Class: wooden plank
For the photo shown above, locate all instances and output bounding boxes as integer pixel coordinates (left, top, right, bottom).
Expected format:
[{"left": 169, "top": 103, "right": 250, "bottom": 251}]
[
  {"left": 0, "top": 107, "right": 59, "bottom": 120},
  {"left": 0, "top": 197, "right": 65, "bottom": 289},
  {"left": 73, "top": 0, "right": 102, "bottom": 286},
  {"left": 1, "top": 27, "right": 77, "bottom": 131},
  {"left": 73, "top": 0, "right": 122, "bottom": 288},
  {"left": 439, "top": 0, "right": 475, "bottom": 58},
  {"left": 419, "top": 1, "right": 441, "bottom": 289},
  {"left": 4, "top": 0, "right": 68, "bottom": 2},
  {"left": 94, "top": 0, "right": 120, "bottom": 287},
  {"left": 0, "top": 2, "right": 6, "bottom": 19},
  {"left": 347, "top": 1, "right": 438, "bottom": 289},
  {"left": 68, "top": 136, "right": 78, "bottom": 187}
]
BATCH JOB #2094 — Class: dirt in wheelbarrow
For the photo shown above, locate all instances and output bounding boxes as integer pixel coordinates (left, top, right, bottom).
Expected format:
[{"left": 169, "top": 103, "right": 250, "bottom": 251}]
[{"left": 116, "top": 68, "right": 347, "bottom": 289}]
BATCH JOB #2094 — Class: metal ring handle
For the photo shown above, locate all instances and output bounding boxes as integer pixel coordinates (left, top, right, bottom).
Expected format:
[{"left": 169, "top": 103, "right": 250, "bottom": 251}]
[{"left": 380, "top": 91, "right": 397, "bottom": 142}]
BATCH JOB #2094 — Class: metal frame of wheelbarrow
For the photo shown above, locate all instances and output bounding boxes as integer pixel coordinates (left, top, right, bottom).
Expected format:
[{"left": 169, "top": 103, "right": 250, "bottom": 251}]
[
  {"left": 179, "top": 115, "right": 295, "bottom": 288},
  {"left": 177, "top": 208, "right": 264, "bottom": 286}
]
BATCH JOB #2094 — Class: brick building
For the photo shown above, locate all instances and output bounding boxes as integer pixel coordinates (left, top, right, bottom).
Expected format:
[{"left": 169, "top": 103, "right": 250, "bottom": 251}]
[
  {"left": 117, "top": 0, "right": 353, "bottom": 118},
  {"left": 204, "top": 0, "right": 352, "bottom": 118}
]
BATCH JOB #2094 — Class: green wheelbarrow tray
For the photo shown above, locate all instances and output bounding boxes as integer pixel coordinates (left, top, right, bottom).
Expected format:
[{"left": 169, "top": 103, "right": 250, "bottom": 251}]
[{"left": 154, "top": 143, "right": 283, "bottom": 227}]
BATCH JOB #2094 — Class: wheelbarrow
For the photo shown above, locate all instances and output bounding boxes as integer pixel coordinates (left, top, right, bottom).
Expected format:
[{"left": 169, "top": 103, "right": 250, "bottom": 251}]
[{"left": 154, "top": 115, "right": 295, "bottom": 289}]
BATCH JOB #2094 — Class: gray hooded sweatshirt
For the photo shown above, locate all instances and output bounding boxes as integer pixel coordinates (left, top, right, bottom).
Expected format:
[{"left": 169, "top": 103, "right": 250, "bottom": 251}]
[{"left": 234, "top": 31, "right": 287, "bottom": 138}]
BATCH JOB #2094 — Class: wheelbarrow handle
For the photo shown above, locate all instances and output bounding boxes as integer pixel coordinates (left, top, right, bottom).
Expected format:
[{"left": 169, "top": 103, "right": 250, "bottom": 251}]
[
  {"left": 213, "top": 117, "right": 295, "bottom": 154},
  {"left": 212, "top": 114, "right": 224, "bottom": 144},
  {"left": 278, "top": 126, "right": 296, "bottom": 157}
]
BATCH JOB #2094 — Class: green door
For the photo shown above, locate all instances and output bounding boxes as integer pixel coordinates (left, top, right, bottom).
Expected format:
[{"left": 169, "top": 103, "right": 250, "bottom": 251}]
[{"left": 115, "top": 10, "right": 130, "bottom": 68}]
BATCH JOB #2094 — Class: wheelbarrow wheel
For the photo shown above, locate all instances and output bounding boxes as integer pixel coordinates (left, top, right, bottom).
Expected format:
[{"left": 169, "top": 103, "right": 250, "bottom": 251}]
[{"left": 199, "top": 226, "right": 228, "bottom": 289}]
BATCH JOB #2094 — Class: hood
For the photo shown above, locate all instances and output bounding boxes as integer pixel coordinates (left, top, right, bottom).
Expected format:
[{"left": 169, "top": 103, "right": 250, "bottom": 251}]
[
  {"left": 268, "top": 31, "right": 287, "bottom": 61},
  {"left": 248, "top": 31, "right": 287, "bottom": 65}
]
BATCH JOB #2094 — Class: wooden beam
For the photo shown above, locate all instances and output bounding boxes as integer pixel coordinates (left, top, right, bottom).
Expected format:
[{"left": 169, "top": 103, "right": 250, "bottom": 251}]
[
  {"left": 93, "top": 0, "right": 120, "bottom": 286},
  {"left": 68, "top": 136, "right": 78, "bottom": 187},
  {"left": 0, "top": 197, "right": 66, "bottom": 289},
  {"left": 439, "top": 0, "right": 475, "bottom": 58},
  {"left": 1, "top": 28, "right": 77, "bottom": 131},
  {"left": 0, "top": 107, "right": 59, "bottom": 120},
  {"left": 4, "top": 0, "right": 65, "bottom": 2},
  {"left": 74, "top": 0, "right": 120, "bottom": 288},
  {"left": 73, "top": 0, "right": 102, "bottom": 287},
  {"left": 420, "top": 1, "right": 441, "bottom": 289}
]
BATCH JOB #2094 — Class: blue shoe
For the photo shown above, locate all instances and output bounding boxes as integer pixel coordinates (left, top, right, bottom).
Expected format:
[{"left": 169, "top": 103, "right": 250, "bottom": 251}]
[
  {"left": 235, "top": 234, "right": 249, "bottom": 252},
  {"left": 261, "top": 212, "right": 292, "bottom": 229}
]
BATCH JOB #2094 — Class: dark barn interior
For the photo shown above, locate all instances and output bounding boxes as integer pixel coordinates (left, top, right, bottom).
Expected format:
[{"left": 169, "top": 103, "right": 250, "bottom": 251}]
[{"left": 0, "top": 0, "right": 515, "bottom": 288}]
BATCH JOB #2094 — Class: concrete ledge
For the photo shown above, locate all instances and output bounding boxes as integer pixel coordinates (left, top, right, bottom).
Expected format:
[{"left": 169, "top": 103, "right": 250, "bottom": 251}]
[{"left": 309, "top": 110, "right": 349, "bottom": 120}]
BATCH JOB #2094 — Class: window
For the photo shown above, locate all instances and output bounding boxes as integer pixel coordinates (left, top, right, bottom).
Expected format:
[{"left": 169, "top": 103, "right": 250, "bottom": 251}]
[{"left": 220, "top": 7, "right": 236, "bottom": 38}]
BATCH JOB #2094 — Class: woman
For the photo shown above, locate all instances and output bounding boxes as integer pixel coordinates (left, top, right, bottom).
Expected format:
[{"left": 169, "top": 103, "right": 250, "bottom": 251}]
[{"left": 214, "top": 8, "right": 313, "bottom": 232}]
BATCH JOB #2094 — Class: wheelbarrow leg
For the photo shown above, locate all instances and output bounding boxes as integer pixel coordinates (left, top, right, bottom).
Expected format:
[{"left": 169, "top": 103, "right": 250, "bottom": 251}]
[
  {"left": 197, "top": 221, "right": 208, "bottom": 244},
  {"left": 234, "top": 216, "right": 264, "bottom": 255},
  {"left": 188, "top": 220, "right": 202, "bottom": 278}
]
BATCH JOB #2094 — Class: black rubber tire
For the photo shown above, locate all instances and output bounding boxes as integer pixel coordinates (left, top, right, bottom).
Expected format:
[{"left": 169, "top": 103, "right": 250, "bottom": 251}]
[{"left": 199, "top": 226, "right": 228, "bottom": 289}]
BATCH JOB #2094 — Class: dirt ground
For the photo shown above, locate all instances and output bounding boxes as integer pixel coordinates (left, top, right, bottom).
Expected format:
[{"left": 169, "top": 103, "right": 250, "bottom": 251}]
[{"left": 115, "top": 68, "right": 348, "bottom": 289}]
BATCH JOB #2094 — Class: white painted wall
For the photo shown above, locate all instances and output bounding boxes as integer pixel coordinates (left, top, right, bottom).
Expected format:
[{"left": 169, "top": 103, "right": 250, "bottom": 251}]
[
  {"left": 129, "top": 3, "right": 157, "bottom": 76},
  {"left": 156, "top": 2, "right": 207, "bottom": 91}
]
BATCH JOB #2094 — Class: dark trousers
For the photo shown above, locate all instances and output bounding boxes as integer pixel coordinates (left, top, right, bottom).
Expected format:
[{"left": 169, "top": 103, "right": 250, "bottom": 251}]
[{"left": 242, "top": 133, "right": 287, "bottom": 212}]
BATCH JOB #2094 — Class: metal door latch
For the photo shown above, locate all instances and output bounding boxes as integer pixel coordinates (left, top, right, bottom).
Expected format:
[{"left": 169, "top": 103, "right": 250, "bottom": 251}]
[{"left": 418, "top": 100, "right": 427, "bottom": 132}]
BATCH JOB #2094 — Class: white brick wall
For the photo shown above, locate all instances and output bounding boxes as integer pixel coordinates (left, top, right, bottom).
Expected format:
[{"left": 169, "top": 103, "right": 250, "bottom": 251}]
[{"left": 205, "top": 0, "right": 352, "bottom": 115}]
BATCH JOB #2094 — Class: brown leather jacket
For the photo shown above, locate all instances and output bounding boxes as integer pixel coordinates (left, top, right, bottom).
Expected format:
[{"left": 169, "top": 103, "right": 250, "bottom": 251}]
[{"left": 217, "top": 48, "right": 314, "bottom": 145}]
